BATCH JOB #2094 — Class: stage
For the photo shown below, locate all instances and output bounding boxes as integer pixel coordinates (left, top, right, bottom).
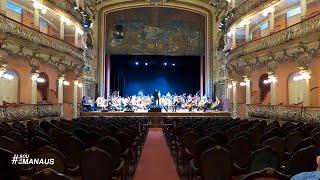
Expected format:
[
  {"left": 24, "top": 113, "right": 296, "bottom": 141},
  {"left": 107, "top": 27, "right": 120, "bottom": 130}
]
[{"left": 80, "top": 111, "right": 231, "bottom": 118}]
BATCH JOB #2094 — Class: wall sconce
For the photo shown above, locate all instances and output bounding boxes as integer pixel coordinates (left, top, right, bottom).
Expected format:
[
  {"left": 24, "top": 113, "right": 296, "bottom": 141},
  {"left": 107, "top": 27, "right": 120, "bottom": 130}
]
[
  {"left": 239, "top": 82, "right": 247, "bottom": 86},
  {"left": 3, "top": 73, "right": 14, "bottom": 80},
  {"left": 227, "top": 84, "right": 233, "bottom": 89},
  {"left": 31, "top": 73, "right": 39, "bottom": 81},
  {"left": 33, "top": 1, "right": 47, "bottom": 14},
  {"left": 63, "top": 81, "right": 70, "bottom": 86}
]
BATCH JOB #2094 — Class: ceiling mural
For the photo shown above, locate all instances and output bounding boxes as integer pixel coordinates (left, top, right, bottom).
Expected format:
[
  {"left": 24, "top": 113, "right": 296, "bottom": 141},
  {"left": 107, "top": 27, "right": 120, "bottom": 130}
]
[{"left": 105, "top": 7, "right": 205, "bottom": 56}]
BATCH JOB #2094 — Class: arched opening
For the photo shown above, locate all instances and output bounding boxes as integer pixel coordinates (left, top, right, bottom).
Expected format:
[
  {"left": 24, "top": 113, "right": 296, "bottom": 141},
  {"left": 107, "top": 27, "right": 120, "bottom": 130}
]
[
  {"left": 37, "top": 72, "right": 49, "bottom": 102},
  {"left": 259, "top": 73, "right": 270, "bottom": 103},
  {"left": 2, "top": 69, "right": 19, "bottom": 104},
  {"left": 288, "top": 72, "right": 303, "bottom": 105}
]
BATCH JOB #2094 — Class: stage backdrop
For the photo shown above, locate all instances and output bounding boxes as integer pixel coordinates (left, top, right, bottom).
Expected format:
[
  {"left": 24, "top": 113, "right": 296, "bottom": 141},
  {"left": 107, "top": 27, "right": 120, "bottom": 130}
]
[{"left": 110, "top": 55, "right": 200, "bottom": 97}]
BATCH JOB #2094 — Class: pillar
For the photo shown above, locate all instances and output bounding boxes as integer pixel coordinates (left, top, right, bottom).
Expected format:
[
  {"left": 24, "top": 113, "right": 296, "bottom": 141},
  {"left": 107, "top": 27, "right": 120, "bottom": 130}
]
[
  {"left": 200, "top": 56, "right": 204, "bottom": 97},
  {"left": 231, "top": 0, "right": 236, "bottom": 9},
  {"left": 231, "top": 30, "right": 236, "bottom": 49},
  {"left": 269, "top": 74, "right": 277, "bottom": 105},
  {"left": 300, "top": 0, "right": 307, "bottom": 19},
  {"left": 0, "top": 68, "right": 5, "bottom": 105},
  {"left": 105, "top": 55, "right": 111, "bottom": 97},
  {"left": 58, "top": 76, "right": 64, "bottom": 117},
  {"left": 244, "top": 77, "right": 251, "bottom": 117},
  {"left": 74, "top": 27, "right": 79, "bottom": 47},
  {"left": 31, "top": 73, "right": 39, "bottom": 104},
  {"left": 245, "top": 24, "right": 250, "bottom": 42},
  {"left": 301, "top": 69, "right": 311, "bottom": 106},
  {"left": 0, "top": 0, "right": 7, "bottom": 15},
  {"left": 268, "top": 11, "right": 275, "bottom": 34},
  {"left": 73, "top": 80, "right": 78, "bottom": 118},
  {"left": 232, "top": 80, "right": 238, "bottom": 118},
  {"left": 59, "top": 20, "right": 65, "bottom": 40},
  {"left": 34, "top": 9, "right": 40, "bottom": 30}
]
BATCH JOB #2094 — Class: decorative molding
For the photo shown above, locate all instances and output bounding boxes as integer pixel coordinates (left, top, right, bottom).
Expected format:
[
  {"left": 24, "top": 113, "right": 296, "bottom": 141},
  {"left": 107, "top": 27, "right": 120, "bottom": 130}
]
[
  {"left": 227, "top": 14, "right": 320, "bottom": 74},
  {"left": 0, "top": 104, "right": 61, "bottom": 122},
  {"left": 248, "top": 104, "right": 320, "bottom": 122},
  {"left": 0, "top": 14, "right": 84, "bottom": 61}
]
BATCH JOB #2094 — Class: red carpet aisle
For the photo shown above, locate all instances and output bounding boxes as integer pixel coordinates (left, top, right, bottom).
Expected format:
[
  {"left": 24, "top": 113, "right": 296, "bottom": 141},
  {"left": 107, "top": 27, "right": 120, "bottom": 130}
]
[{"left": 134, "top": 128, "right": 180, "bottom": 180}]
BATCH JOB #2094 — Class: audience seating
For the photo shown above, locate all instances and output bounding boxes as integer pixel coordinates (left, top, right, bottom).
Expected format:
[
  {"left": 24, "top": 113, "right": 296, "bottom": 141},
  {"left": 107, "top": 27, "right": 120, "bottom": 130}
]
[
  {"left": 0, "top": 117, "right": 147, "bottom": 179},
  {"left": 163, "top": 117, "right": 320, "bottom": 179}
]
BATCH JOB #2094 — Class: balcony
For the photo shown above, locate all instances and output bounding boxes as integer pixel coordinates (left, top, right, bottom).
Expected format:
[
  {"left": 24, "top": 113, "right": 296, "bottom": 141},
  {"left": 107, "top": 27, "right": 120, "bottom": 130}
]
[
  {"left": 0, "top": 104, "right": 61, "bottom": 122},
  {"left": 227, "top": 0, "right": 276, "bottom": 28},
  {"left": 46, "top": 0, "right": 84, "bottom": 23},
  {"left": 247, "top": 104, "right": 320, "bottom": 122},
  {"left": 0, "top": 14, "right": 84, "bottom": 61},
  {"left": 226, "top": 13, "right": 320, "bottom": 63}
]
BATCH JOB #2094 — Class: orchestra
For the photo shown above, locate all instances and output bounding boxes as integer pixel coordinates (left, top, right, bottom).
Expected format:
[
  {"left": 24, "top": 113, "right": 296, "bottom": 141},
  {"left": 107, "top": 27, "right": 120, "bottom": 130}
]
[{"left": 81, "top": 91, "right": 222, "bottom": 112}]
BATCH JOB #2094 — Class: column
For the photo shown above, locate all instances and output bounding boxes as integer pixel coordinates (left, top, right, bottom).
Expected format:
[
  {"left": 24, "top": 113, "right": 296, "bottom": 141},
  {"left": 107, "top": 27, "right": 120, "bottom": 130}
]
[
  {"left": 59, "top": 20, "right": 65, "bottom": 40},
  {"left": 31, "top": 73, "right": 39, "bottom": 104},
  {"left": 268, "top": 11, "right": 275, "bottom": 34},
  {"left": 0, "top": 0, "right": 7, "bottom": 15},
  {"left": 300, "top": 0, "right": 307, "bottom": 19},
  {"left": 231, "top": 30, "right": 236, "bottom": 49},
  {"left": 76, "top": 0, "right": 80, "bottom": 9},
  {"left": 269, "top": 74, "right": 277, "bottom": 105},
  {"left": 231, "top": 0, "right": 236, "bottom": 9},
  {"left": 232, "top": 80, "right": 238, "bottom": 118},
  {"left": 58, "top": 76, "right": 64, "bottom": 117},
  {"left": 245, "top": 24, "right": 250, "bottom": 42},
  {"left": 73, "top": 80, "right": 78, "bottom": 118},
  {"left": 0, "top": 68, "right": 5, "bottom": 105},
  {"left": 302, "top": 69, "right": 311, "bottom": 106},
  {"left": 105, "top": 55, "right": 111, "bottom": 97},
  {"left": 244, "top": 77, "right": 251, "bottom": 117},
  {"left": 74, "top": 27, "right": 79, "bottom": 47},
  {"left": 200, "top": 56, "right": 204, "bottom": 97},
  {"left": 34, "top": 9, "right": 40, "bottom": 30}
]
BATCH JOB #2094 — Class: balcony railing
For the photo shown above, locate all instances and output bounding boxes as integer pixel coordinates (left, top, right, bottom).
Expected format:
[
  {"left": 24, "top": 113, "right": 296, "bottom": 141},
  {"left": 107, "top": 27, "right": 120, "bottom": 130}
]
[
  {"left": 0, "top": 104, "right": 62, "bottom": 122},
  {"left": 247, "top": 104, "right": 320, "bottom": 122},
  {"left": 47, "top": 0, "right": 83, "bottom": 23},
  {"left": 227, "top": 13, "right": 320, "bottom": 61},
  {"left": 227, "top": 0, "right": 274, "bottom": 28},
  {"left": 0, "top": 14, "right": 84, "bottom": 60}
]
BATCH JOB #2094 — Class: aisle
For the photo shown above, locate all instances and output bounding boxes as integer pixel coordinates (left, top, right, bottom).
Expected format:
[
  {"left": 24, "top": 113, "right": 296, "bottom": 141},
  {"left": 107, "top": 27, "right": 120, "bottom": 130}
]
[{"left": 133, "top": 128, "right": 180, "bottom": 180}]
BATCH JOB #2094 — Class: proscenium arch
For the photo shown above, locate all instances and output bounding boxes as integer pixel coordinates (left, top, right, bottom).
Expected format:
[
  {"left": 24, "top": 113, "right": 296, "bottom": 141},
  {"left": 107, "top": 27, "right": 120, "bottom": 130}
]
[{"left": 94, "top": 1, "right": 216, "bottom": 98}]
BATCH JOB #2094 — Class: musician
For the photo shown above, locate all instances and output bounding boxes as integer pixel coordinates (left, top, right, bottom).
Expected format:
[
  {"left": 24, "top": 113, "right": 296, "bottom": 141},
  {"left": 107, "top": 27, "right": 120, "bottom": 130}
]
[{"left": 81, "top": 96, "right": 95, "bottom": 112}]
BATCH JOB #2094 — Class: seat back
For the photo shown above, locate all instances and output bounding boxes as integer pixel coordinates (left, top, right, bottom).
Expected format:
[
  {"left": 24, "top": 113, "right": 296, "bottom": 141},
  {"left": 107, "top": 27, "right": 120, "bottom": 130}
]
[
  {"left": 199, "top": 146, "right": 232, "bottom": 180},
  {"left": 248, "top": 146, "right": 280, "bottom": 173},
  {"left": 81, "top": 147, "right": 114, "bottom": 180}
]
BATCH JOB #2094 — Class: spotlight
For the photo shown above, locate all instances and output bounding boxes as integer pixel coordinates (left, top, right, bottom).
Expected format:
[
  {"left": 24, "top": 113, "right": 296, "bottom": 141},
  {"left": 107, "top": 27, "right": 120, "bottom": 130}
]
[
  {"left": 135, "top": 62, "right": 139, "bottom": 66},
  {"left": 145, "top": 63, "right": 148, "bottom": 66},
  {"left": 172, "top": 63, "right": 175, "bottom": 66},
  {"left": 163, "top": 62, "right": 167, "bottom": 66}
]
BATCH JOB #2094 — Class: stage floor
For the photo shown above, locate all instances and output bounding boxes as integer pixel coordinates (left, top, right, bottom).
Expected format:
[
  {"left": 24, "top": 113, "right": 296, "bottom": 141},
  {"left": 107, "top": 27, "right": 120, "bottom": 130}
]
[{"left": 80, "top": 111, "right": 231, "bottom": 117}]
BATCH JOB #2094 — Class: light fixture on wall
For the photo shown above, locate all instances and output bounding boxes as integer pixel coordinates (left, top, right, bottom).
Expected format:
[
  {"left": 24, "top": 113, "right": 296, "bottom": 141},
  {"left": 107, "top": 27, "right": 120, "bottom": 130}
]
[
  {"left": 227, "top": 84, "right": 233, "bottom": 88},
  {"left": 3, "top": 73, "right": 14, "bottom": 80},
  {"left": 239, "top": 82, "right": 247, "bottom": 87},
  {"left": 36, "top": 77, "right": 45, "bottom": 83},
  {"left": 63, "top": 81, "right": 70, "bottom": 86},
  {"left": 293, "top": 68, "right": 311, "bottom": 81},
  {"left": 263, "top": 75, "right": 277, "bottom": 84}
]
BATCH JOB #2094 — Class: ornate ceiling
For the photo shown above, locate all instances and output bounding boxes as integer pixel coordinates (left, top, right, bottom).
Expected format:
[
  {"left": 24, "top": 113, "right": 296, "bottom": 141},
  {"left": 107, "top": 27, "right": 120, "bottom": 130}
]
[{"left": 105, "top": 7, "right": 205, "bottom": 55}]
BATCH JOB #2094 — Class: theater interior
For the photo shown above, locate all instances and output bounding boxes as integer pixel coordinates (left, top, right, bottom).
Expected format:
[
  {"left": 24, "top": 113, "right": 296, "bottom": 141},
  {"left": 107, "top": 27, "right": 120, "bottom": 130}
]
[{"left": 1, "top": 0, "right": 320, "bottom": 179}]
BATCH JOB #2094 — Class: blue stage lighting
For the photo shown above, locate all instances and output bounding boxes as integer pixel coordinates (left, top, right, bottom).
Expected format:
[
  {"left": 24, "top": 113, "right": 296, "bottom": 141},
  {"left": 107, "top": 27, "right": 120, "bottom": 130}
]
[
  {"left": 135, "top": 62, "right": 139, "bottom": 65},
  {"left": 172, "top": 63, "right": 176, "bottom": 66},
  {"left": 163, "top": 62, "right": 167, "bottom": 66},
  {"left": 145, "top": 62, "right": 148, "bottom": 66}
]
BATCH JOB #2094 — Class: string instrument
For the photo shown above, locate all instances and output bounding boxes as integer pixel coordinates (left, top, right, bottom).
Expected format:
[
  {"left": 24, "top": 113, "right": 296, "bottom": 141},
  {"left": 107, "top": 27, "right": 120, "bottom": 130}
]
[{"left": 210, "top": 98, "right": 221, "bottom": 110}]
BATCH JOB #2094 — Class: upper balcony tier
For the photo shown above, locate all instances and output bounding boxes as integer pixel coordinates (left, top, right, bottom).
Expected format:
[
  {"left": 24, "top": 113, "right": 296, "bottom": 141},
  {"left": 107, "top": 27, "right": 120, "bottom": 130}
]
[
  {"left": 225, "top": 0, "right": 320, "bottom": 61},
  {"left": 227, "top": 0, "right": 277, "bottom": 28},
  {"left": 226, "top": 12, "right": 320, "bottom": 73}
]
